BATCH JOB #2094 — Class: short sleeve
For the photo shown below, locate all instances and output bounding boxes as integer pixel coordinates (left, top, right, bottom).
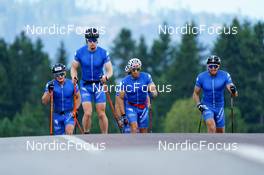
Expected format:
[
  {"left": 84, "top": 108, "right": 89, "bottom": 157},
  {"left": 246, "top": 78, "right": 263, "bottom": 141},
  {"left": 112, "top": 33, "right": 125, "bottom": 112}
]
[
  {"left": 103, "top": 51, "right": 110, "bottom": 64},
  {"left": 195, "top": 75, "right": 202, "bottom": 88},
  {"left": 74, "top": 49, "right": 81, "bottom": 63},
  {"left": 44, "top": 82, "right": 49, "bottom": 92},
  {"left": 146, "top": 73, "right": 153, "bottom": 85},
  {"left": 225, "top": 72, "right": 233, "bottom": 85}
]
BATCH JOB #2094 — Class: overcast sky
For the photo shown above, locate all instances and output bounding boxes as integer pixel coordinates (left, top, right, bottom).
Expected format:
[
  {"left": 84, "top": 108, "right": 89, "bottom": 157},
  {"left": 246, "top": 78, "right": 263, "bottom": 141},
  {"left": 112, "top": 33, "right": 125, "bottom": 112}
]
[{"left": 74, "top": 0, "right": 263, "bottom": 19}]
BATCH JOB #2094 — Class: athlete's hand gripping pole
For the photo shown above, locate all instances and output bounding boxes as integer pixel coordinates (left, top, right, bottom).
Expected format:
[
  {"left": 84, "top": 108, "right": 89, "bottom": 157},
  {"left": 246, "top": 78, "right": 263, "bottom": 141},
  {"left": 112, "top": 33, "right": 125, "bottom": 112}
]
[{"left": 196, "top": 103, "right": 207, "bottom": 133}]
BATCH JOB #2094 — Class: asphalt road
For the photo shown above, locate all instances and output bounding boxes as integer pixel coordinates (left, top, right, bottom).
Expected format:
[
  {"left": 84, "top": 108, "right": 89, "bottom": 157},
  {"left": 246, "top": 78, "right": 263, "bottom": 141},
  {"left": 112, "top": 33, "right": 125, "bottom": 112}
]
[{"left": 1, "top": 134, "right": 264, "bottom": 175}]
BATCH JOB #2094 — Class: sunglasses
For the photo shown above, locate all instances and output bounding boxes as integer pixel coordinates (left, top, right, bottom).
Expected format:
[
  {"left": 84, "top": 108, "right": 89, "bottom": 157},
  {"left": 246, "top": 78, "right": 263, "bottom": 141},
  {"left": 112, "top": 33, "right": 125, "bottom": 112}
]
[
  {"left": 54, "top": 72, "right": 65, "bottom": 78},
  {"left": 208, "top": 64, "right": 219, "bottom": 69},
  {"left": 87, "top": 38, "right": 98, "bottom": 43},
  {"left": 131, "top": 68, "right": 141, "bottom": 72}
]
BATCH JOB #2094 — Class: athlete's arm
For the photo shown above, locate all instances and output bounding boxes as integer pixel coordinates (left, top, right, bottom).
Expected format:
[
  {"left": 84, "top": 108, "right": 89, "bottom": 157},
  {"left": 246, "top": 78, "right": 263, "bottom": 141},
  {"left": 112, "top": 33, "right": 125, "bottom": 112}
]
[
  {"left": 226, "top": 84, "right": 238, "bottom": 97},
  {"left": 115, "top": 96, "right": 122, "bottom": 117},
  {"left": 71, "top": 60, "right": 79, "bottom": 83},
  {"left": 75, "top": 91, "right": 81, "bottom": 109},
  {"left": 104, "top": 61, "right": 113, "bottom": 80},
  {"left": 147, "top": 95, "right": 151, "bottom": 108},
  {"left": 119, "top": 91, "right": 126, "bottom": 115},
  {"left": 41, "top": 92, "right": 51, "bottom": 105},
  {"left": 193, "top": 86, "right": 202, "bottom": 105},
  {"left": 148, "top": 83, "right": 158, "bottom": 98}
]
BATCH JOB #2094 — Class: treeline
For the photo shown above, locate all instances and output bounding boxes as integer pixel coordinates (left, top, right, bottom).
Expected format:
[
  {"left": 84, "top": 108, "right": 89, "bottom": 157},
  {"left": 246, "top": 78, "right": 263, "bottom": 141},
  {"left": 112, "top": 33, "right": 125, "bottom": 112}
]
[{"left": 0, "top": 18, "right": 263, "bottom": 136}]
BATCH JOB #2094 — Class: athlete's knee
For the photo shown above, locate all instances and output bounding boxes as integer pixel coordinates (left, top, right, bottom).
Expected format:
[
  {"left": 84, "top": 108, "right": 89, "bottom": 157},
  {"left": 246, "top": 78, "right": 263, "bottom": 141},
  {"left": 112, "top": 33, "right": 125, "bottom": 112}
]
[
  {"left": 216, "top": 127, "right": 225, "bottom": 133},
  {"left": 65, "top": 125, "right": 74, "bottom": 135},
  {"left": 139, "top": 128, "right": 148, "bottom": 133},
  {"left": 96, "top": 105, "right": 106, "bottom": 120},
  {"left": 83, "top": 112, "right": 92, "bottom": 119},
  {"left": 206, "top": 119, "right": 216, "bottom": 133},
  {"left": 97, "top": 111, "right": 106, "bottom": 120},
  {"left": 130, "top": 123, "right": 138, "bottom": 133}
]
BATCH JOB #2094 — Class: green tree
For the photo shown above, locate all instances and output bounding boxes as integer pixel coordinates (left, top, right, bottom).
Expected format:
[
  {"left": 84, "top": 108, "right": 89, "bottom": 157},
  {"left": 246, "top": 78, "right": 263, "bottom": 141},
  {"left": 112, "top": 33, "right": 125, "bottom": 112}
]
[
  {"left": 12, "top": 102, "right": 48, "bottom": 136},
  {"left": 111, "top": 28, "right": 136, "bottom": 78},
  {"left": 163, "top": 98, "right": 202, "bottom": 132},
  {"left": 0, "top": 39, "right": 11, "bottom": 118},
  {"left": 56, "top": 41, "right": 68, "bottom": 65},
  {"left": 167, "top": 23, "right": 201, "bottom": 99},
  {"left": 225, "top": 107, "right": 247, "bottom": 133},
  {"left": 6, "top": 32, "right": 36, "bottom": 117},
  {"left": 155, "top": 23, "right": 202, "bottom": 132},
  {"left": 149, "top": 23, "right": 174, "bottom": 80},
  {"left": 0, "top": 33, "right": 52, "bottom": 137},
  {"left": 0, "top": 118, "right": 14, "bottom": 137},
  {"left": 213, "top": 19, "right": 264, "bottom": 132},
  {"left": 135, "top": 35, "right": 151, "bottom": 72}
]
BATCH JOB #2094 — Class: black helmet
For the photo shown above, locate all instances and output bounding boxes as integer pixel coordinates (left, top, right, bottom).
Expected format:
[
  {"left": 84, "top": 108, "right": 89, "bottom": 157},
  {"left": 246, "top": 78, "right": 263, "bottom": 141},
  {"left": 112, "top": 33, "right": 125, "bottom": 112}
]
[
  {"left": 207, "top": 55, "right": 221, "bottom": 65},
  {"left": 52, "top": 63, "right": 66, "bottom": 74},
  {"left": 85, "top": 28, "right": 99, "bottom": 39}
]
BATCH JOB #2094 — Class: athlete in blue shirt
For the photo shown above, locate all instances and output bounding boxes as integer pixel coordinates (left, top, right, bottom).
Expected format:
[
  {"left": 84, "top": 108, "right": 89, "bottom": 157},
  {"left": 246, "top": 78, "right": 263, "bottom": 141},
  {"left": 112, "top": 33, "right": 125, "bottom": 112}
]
[
  {"left": 193, "top": 55, "right": 238, "bottom": 133},
  {"left": 71, "top": 28, "right": 113, "bottom": 134},
  {"left": 119, "top": 58, "right": 157, "bottom": 133},
  {"left": 42, "top": 63, "right": 81, "bottom": 135}
]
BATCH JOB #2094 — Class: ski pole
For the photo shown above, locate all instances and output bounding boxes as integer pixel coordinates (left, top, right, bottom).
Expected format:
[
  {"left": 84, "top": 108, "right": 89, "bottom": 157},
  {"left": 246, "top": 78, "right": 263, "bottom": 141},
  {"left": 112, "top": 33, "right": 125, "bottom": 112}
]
[
  {"left": 230, "top": 96, "right": 234, "bottom": 133},
  {"left": 198, "top": 116, "right": 202, "bottom": 133},
  {"left": 103, "top": 82, "right": 123, "bottom": 133},
  {"left": 149, "top": 100, "right": 153, "bottom": 133},
  {"left": 50, "top": 90, "right": 53, "bottom": 135}
]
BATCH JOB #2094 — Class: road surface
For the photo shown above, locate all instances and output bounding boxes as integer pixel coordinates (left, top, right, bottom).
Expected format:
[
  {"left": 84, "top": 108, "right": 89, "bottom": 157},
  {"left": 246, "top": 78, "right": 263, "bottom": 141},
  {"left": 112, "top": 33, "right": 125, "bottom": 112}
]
[{"left": 1, "top": 134, "right": 264, "bottom": 175}]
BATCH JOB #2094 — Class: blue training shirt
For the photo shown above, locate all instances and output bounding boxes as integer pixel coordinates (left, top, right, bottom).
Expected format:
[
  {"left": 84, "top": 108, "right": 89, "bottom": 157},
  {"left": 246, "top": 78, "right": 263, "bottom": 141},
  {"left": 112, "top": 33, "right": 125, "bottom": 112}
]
[
  {"left": 74, "top": 45, "right": 110, "bottom": 81},
  {"left": 120, "top": 72, "right": 153, "bottom": 104},
  {"left": 195, "top": 70, "right": 233, "bottom": 108},
  {"left": 45, "top": 79, "right": 79, "bottom": 113}
]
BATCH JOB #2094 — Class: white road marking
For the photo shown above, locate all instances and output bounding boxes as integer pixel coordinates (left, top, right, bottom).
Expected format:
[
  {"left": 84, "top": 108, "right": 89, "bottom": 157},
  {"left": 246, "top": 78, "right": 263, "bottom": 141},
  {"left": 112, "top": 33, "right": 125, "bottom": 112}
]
[{"left": 232, "top": 144, "right": 264, "bottom": 165}]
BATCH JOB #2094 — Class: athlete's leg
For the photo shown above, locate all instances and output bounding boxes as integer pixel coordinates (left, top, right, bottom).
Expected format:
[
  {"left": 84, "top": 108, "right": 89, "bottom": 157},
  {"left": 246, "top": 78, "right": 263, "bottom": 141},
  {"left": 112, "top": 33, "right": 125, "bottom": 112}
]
[
  {"left": 130, "top": 123, "right": 138, "bottom": 133},
  {"left": 139, "top": 128, "right": 148, "bottom": 133},
  {"left": 80, "top": 83, "right": 93, "bottom": 133},
  {"left": 203, "top": 109, "right": 216, "bottom": 133},
  {"left": 95, "top": 103, "right": 108, "bottom": 134},
  {"left": 65, "top": 125, "right": 74, "bottom": 135},
  {"left": 206, "top": 119, "right": 216, "bottom": 133},
  {"left": 94, "top": 87, "right": 108, "bottom": 134},
  {"left": 82, "top": 102, "right": 93, "bottom": 133},
  {"left": 53, "top": 113, "right": 65, "bottom": 135},
  {"left": 138, "top": 107, "right": 149, "bottom": 133},
  {"left": 65, "top": 112, "right": 75, "bottom": 135},
  {"left": 216, "top": 127, "right": 225, "bottom": 133},
  {"left": 126, "top": 105, "right": 138, "bottom": 133},
  {"left": 215, "top": 107, "right": 225, "bottom": 133}
]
